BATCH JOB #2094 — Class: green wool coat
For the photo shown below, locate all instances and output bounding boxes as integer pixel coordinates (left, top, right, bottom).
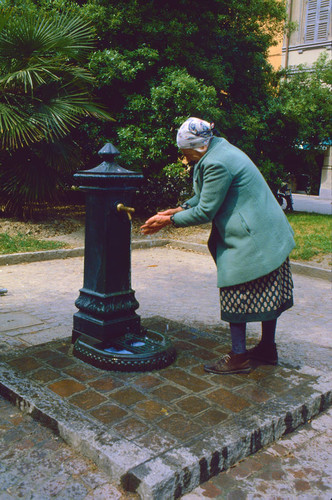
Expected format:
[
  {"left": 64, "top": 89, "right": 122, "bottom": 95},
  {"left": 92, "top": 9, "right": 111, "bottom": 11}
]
[{"left": 173, "top": 137, "right": 295, "bottom": 287}]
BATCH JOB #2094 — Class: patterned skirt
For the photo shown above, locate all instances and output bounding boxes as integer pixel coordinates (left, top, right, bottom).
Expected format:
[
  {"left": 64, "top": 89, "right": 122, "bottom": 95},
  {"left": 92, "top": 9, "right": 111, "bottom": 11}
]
[{"left": 220, "top": 258, "right": 294, "bottom": 323}]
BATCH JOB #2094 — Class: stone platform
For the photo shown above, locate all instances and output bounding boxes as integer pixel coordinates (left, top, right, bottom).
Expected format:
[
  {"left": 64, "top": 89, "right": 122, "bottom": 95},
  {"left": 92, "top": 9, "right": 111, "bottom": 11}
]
[{"left": 0, "top": 316, "right": 330, "bottom": 499}]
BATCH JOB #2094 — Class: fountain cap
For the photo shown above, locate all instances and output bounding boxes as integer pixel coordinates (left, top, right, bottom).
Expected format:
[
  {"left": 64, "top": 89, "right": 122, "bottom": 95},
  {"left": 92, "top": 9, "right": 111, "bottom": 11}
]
[
  {"left": 74, "top": 142, "right": 143, "bottom": 189},
  {"left": 98, "top": 143, "right": 120, "bottom": 160}
]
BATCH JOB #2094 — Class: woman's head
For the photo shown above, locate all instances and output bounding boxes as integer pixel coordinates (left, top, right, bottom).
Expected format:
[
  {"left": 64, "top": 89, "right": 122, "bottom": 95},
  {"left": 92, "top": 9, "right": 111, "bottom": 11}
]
[{"left": 176, "top": 117, "right": 214, "bottom": 152}]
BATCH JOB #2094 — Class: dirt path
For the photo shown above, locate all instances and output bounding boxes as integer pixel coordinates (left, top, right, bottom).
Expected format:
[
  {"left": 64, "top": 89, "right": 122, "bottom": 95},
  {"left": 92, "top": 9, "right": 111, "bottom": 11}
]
[
  {"left": 0, "top": 204, "right": 330, "bottom": 269},
  {"left": 0, "top": 205, "right": 211, "bottom": 247}
]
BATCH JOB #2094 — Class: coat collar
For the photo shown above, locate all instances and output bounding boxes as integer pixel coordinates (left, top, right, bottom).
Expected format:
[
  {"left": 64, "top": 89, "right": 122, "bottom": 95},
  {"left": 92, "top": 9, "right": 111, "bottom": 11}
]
[{"left": 195, "top": 136, "right": 225, "bottom": 169}]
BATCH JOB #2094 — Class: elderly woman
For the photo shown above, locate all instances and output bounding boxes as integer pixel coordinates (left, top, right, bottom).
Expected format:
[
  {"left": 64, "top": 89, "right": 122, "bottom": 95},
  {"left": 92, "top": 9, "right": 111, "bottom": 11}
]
[{"left": 141, "top": 117, "right": 295, "bottom": 375}]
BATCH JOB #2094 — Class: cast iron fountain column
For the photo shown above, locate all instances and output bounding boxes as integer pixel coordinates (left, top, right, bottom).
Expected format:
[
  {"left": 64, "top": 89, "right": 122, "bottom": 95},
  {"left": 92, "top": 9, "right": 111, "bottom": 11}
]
[{"left": 72, "top": 143, "right": 176, "bottom": 371}]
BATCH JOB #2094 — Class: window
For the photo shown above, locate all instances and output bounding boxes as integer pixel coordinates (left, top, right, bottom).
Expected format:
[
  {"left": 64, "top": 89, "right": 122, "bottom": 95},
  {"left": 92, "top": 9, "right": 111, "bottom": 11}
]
[{"left": 305, "top": 0, "right": 331, "bottom": 42}]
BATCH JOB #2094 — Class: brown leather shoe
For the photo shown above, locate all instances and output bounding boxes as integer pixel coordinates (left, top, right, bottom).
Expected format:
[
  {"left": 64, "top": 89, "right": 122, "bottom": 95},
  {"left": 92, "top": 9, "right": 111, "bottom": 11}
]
[{"left": 204, "top": 352, "right": 251, "bottom": 374}]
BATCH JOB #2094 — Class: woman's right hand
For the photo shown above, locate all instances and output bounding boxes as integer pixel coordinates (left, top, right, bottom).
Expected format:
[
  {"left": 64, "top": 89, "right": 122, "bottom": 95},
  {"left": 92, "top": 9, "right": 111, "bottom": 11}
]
[{"left": 157, "top": 207, "right": 183, "bottom": 216}]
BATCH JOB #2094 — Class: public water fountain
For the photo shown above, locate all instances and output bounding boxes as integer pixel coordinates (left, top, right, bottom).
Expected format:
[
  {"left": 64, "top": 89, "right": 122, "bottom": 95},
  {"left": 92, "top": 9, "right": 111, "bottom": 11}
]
[{"left": 72, "top": 143, "right": 176, "bottom": 371}]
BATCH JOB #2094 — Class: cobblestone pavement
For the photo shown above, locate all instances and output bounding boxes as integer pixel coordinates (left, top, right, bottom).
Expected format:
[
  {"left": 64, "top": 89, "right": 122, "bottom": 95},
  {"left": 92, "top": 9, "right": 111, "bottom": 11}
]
[
  {"left": 0, "top": 395, "right": 138, "bottom": 500},
  {"left": 0, "top": 248, "right": 331, "bottom": 498}
]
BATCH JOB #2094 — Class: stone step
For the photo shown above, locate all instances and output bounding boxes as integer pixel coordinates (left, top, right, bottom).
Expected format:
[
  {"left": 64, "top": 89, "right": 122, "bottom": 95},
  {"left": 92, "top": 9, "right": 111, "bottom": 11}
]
[{"left": 0, "top": 321, "right": 331, "bottom": 499}]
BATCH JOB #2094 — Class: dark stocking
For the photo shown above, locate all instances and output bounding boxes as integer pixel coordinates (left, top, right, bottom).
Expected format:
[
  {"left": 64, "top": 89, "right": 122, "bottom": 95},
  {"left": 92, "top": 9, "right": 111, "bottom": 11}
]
[
  {"left": 261, "top": 319, "right": 277, "bottom": 345},
  {"left": 230, "top": 322, "right": 247, "bottom": 354}
]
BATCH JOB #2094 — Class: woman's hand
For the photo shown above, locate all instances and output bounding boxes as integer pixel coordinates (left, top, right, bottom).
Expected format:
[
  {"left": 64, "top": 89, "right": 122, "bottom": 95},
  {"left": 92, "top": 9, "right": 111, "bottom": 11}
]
[
  {"left": 140, "top": 214, "right": 172, "bottom": 235},
  {"left": 157, "top": 207, "right": 183, "bottom": 216}
]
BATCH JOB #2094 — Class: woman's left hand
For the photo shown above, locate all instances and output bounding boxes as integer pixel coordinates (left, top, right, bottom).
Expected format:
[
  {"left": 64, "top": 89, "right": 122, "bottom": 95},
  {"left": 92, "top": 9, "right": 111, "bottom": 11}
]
[{"left": 140, "top": 214, "right": 171, "bottom": 235}]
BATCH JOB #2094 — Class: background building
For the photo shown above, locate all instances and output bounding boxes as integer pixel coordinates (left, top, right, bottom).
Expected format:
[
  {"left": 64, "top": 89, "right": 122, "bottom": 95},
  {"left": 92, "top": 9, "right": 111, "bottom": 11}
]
[
  {"left": 282, "top": 0, "right": 331, "bottom": 70},
  {"left": 269, "top": 0, "right": 331, "bottom": 198}
]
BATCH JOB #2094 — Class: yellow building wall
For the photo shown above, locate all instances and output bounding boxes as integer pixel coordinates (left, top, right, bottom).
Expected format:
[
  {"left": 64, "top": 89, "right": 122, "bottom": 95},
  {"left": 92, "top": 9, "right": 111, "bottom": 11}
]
[{"left": 268, "top": 40, "right": 283, "bottom": 70}]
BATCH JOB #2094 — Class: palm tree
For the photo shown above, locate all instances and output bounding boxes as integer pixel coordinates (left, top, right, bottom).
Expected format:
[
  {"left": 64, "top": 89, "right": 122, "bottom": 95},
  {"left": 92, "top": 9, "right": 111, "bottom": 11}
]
[{"left": 0, "top": 9, "right": 112, "bottom": 216}]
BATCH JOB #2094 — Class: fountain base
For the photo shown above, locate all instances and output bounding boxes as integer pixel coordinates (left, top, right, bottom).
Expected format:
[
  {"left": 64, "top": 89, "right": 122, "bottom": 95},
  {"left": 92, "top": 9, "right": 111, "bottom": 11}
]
[{"left": 73, "top": 329, "right": 176, "bottom": 372}]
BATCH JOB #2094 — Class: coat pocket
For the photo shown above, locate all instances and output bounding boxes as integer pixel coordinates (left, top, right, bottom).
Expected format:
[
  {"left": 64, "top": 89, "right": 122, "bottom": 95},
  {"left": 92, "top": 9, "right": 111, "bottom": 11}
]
[
  {"left": 238, "top": 212, "right": 252, "bottom": 235},
  {"left": 215, "top": 211, "right": 249, "bottom": 240}
]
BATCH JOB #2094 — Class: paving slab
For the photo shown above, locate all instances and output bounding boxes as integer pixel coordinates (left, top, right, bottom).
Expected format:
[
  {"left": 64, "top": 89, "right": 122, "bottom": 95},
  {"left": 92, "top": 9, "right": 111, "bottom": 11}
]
[
  {"left": 292, "top": 193, "right": 332, "bottom": 215},
  {"left": 0, "top": 317, "right": 331, "bottom": 499},
  {"left": 0, "top": 248, "right": 331, "bottom": 498},
  {"left": 1, "top": 248, "right": 330, "bottom": 368},
  {"left": 0, "top": 312, "right": 44, "bottom": 333}
]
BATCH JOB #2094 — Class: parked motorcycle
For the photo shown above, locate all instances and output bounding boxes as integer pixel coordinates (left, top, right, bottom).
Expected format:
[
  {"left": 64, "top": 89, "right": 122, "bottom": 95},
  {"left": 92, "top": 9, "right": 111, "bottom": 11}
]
[{"left": 277, "top": 180, "right": 294, "bottom": 212}]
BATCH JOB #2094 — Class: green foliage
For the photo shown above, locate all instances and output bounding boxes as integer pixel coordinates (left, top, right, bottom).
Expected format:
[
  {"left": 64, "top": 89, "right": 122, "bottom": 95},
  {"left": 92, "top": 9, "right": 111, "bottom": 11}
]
[
  {"left": 228, "top": 53, "right": 332, "bottom": 193},
  {"left": 0, "top": 6, "right": 112, "bottom": 216},
  {"left": 0, "top": 8, "right": 110, "bottom": 149},
  {"left": 89, "top": 45, "right": 159, "bottom": 86},
  {"left": 279, "top": 52, "right": 332, "bottom": 148},
  {"left": 134, "top": 173, "right": 192, "bottom": 215},
  {"left": 5, "top": 0, "right": 330, "bottom": 213},
  {"left": 0, "top": 232, "right": 67, "bottom": 254},
  {"left": 0, "top": 138, "right": 81, "bottom": 216},
  {"left": 116, "top": 68, "right": 224, "bottom": 174},
  {"left": 70, "top": 0, "right": 287, "bottom": 183},
  {"left": 134, "top": 157, "right": 193, "bottom": 215}
]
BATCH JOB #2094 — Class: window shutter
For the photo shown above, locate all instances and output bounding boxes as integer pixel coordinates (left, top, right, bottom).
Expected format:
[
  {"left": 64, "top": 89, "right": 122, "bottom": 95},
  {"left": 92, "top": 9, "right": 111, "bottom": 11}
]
[
  {"left": 305, "top": 0, "right": 317, "bottom": 42},
  {"left": 317, "top": 0, "right": 330, "bottom": 40},
  {"left": 305, "top": 0, "right": 331, "bottom": 42}
]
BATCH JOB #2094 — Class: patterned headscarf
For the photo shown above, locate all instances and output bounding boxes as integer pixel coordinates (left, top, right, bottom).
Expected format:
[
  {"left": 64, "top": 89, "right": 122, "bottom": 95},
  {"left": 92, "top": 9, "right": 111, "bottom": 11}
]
[{"left": 176, "top": 117, "right": 214, "bottom": 150}]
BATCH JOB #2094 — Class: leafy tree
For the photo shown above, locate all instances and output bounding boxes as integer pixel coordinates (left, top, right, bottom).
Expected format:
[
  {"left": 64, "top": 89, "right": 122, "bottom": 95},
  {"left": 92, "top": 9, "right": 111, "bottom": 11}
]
[
  {"left": 16, "top": 0, "right": 286, "bottom": 168},
  {"left": 2, "top": 0, "right": 292, "bottom": 213},
  {"left": 0, "top": 7, "right": 112, "bottom": 216},
  {"left": 89, "top": 0, "right": 286, "bottom": 166},
  {"left": 278, "top": 52, "right": 332, "bottom": 149},
  {"left": 116, "top": 68, "right": 225, "bottom": 172},
  {"left": 226, "top": 52, "right": 332, "bottom": 194},
  {"left": 278, "top": 53, "right": 332, "bottom": 193}
]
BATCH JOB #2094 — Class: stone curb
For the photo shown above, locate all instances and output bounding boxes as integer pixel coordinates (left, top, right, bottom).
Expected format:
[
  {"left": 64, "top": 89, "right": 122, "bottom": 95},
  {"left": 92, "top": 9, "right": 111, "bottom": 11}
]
[
  {"left": 0, "top": 239, "right": 330, "bottom": 281},
  {"left": 165, "top": 240, "right": 331, "bottom": 282},
  {"left": 288, "top": 261, "right": 331, "bottom": 281},
  {"left": 0, "top": 247, "right": 85, "bottom": 266},
  {"left": 0, "top": 363, "right": 153, "bottom": 484},
  {"left": 0, "top": 240, "right": 168, "bottom": 267},
  {"left": 0, "top": 361, "right": 331, "bottom": 499}
]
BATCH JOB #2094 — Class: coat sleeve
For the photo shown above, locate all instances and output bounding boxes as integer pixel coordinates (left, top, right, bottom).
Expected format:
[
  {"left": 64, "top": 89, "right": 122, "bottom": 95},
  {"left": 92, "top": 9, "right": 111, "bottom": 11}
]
[
  {"left": 173, "top": 162, "right": 232, "bottom": 227},
  {"left": 182, "top": 194, "right": 199, "bottom": 208}
]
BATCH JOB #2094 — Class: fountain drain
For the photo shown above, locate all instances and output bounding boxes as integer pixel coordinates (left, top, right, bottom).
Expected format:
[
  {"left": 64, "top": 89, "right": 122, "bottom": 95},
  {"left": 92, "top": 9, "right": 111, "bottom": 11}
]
[{"left": 73, "top": 330, "right": 176, "bottom": 371}]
